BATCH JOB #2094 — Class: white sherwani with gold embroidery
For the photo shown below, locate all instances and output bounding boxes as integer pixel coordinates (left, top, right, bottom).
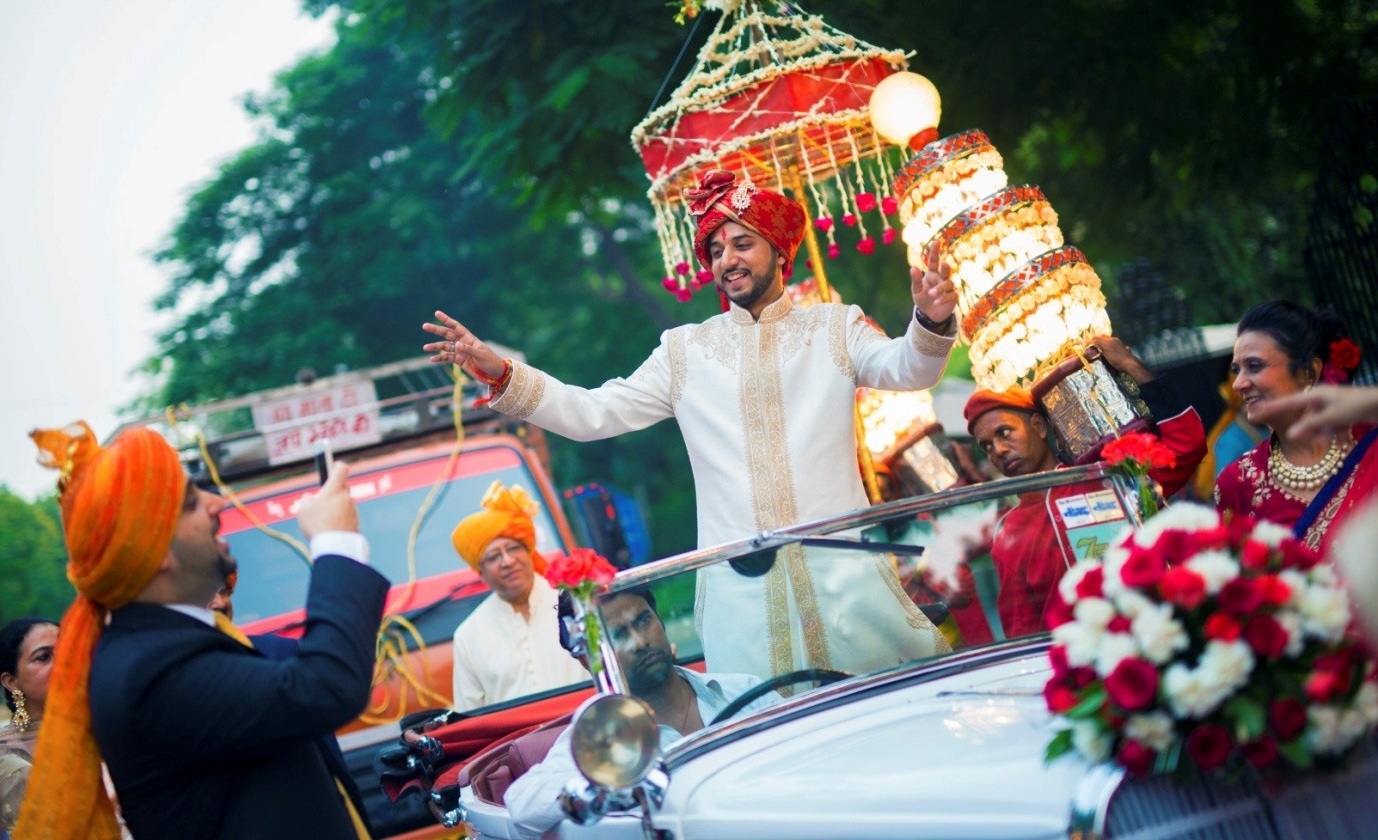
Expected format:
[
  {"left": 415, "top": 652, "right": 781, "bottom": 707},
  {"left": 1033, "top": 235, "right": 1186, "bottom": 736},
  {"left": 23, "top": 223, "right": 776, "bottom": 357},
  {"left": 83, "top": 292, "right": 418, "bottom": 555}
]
[{"left": 491, "top": 293, "right": 954, "bottom": 680}]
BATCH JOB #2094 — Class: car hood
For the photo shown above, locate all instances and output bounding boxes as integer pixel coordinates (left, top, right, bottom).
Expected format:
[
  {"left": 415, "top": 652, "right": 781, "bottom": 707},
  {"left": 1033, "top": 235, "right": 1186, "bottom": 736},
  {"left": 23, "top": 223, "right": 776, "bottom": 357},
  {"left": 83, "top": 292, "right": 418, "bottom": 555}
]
[{"left": 658, "top": 649, "right": 1090, "bottom": 840}]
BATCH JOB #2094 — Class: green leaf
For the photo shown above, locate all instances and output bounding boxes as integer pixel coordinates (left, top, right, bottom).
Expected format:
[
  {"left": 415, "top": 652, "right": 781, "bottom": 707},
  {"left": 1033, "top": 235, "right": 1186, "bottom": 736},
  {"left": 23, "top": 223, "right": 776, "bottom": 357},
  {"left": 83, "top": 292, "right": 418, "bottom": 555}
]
[
  {"left": 1045, "top": 728, "right": 1076, "bottom": 765},
  {"left": 1278, "top": 738, "right": 1314, "bottom": 770},
  {"left": 1154, "top": 738, "right": 1183, "bottom": 774},
  {"left": 1224, "top": 695, "right": 1266, "bottom": 743},
  {"left": 1067, "top": 686, "right": 1108, "bottom": 720}
]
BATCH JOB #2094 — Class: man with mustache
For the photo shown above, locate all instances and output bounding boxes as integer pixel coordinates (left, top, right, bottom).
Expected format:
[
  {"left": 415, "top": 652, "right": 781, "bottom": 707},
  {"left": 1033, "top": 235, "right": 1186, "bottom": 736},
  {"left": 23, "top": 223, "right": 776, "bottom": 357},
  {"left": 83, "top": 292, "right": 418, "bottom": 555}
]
[
  {"left": 504, "top": 586, "right": 779, "bottom": 840},
  {"left": 424, "top": 169, "right": 958, "bottom": 681},
  {"left": 963, "top": 336, "right": 1205, "bottom": 638}
]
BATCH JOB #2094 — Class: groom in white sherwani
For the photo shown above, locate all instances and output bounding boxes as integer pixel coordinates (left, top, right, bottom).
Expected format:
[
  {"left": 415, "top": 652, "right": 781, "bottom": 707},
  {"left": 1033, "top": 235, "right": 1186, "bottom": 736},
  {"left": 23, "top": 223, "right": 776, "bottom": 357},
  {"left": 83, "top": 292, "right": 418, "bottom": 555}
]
[{"left": 424, "top": 168, "right": 960, "bottom": 681}]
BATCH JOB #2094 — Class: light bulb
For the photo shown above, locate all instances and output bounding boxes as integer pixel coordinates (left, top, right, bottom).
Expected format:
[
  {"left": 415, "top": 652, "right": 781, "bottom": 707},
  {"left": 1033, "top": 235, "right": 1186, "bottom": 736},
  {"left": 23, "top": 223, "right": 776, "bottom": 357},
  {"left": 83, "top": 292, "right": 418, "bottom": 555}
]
[{"left": 869, "top": 71, "right": 942, "bottom": 149}]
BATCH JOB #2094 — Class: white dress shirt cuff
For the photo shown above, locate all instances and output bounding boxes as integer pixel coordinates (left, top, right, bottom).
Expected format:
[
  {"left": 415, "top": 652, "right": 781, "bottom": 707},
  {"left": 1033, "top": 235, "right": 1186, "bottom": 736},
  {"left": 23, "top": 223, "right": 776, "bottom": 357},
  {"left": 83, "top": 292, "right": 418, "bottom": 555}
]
[{"left": 310, "top": 531, "right": 370, "bottom": 565}]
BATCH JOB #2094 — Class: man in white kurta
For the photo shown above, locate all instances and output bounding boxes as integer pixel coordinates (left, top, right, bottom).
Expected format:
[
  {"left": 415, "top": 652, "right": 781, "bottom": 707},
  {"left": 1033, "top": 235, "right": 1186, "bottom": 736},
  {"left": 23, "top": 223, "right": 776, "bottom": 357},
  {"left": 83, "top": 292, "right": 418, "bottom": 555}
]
[
  {"left": 451, "top": 575, "right": 587, "bottom": 712},
  {"left": 449, "top": 483, "right": 588, "bottom": 711},
  {"left": 426, "top": 170, "right": 959, "bottom": 681}
]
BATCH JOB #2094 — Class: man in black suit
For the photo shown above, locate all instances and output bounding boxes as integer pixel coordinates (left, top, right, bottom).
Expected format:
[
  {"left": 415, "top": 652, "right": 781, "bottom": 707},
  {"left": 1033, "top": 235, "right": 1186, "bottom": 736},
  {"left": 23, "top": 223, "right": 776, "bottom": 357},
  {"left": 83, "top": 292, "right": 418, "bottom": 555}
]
[{"left": 88, "top": 460, "right": 387, "bottom": 839}]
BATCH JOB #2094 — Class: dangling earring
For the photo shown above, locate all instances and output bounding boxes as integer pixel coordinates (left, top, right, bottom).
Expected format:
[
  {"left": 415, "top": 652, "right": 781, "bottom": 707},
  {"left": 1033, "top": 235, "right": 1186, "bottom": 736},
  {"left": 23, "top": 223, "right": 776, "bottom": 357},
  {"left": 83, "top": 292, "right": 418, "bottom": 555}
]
[{"left": 11, "top": 687, "right": 30, "bottom": 731}]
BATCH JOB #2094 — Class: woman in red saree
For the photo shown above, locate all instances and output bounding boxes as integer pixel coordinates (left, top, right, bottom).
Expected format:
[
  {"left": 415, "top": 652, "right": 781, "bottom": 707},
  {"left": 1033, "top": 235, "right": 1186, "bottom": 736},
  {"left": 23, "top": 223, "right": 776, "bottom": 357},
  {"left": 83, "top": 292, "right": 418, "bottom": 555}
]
[{"left": 1214, "top": 300, "right": 1375, "bottom": 554}]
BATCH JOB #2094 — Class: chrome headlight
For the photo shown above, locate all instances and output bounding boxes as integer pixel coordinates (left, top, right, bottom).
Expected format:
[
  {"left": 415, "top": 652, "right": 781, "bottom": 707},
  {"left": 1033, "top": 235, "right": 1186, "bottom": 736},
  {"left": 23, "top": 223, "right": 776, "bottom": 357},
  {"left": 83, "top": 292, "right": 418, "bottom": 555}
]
[{"left": 570, "top": 694, "right": 661, "bottom": 790}]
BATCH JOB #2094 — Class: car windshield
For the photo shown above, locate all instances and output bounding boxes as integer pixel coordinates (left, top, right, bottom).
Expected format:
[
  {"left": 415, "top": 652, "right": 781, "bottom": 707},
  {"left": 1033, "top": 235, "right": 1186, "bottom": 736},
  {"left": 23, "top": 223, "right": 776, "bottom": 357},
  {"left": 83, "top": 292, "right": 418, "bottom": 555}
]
[
  {"left": 222, "top": 445, "right": 566, "bottom": 625},
  {"left": 589, "top": 463, "right": 1136, "bottom": 745}
]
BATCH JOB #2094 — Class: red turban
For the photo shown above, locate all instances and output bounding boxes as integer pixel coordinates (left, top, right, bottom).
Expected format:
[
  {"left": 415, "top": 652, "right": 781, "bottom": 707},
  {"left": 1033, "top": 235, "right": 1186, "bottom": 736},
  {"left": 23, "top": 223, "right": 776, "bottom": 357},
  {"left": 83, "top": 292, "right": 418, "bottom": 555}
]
[
  {"left": 18, "top": 422, "right": 185, "bottom": 840},
  {"left": 685, "top": 169, "right": 807, "bottom": 271},
  {"left": 451, "top": 482, "right": 547, "bottom": 575},
  {"left": 963, "top": 387, "right": 1038, "bottom": 435}
]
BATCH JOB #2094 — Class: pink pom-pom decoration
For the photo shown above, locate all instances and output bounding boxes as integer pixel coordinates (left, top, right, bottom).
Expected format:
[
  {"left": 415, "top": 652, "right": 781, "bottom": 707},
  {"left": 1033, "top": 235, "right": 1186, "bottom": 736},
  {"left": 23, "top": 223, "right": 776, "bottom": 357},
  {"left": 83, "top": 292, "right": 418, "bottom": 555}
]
[
  {"left": 694, "top": 269, "right": 715, "bottom": 288},
  {"left": 674, "top": 261, "right": 690, "bottom": 276},
  {"left": 855, "top": 192, "right": 877, "bottom": 213},
  {"left": 856, "top": 236, "right": 876, "bottom": 255},
  {"left": 827, "top": 243, "right": 841, "bottom": 259},
  {"left": 661, "top": 276, "right": 680, "bottom": 292},
  {"left": 882, "top": 228, "right": 897, "bottom": 245},
  {"left": 842, "top": 213, "right": 857, "bottom": 227},
  {"left": 815, "top": 216, "right": 834, "bottom": 233},
  {"left": 675, "top": 288, "right": 694, "bottom": 303},
  {"left": 881, "top": 196, "right": 898, "bottom": 215}
]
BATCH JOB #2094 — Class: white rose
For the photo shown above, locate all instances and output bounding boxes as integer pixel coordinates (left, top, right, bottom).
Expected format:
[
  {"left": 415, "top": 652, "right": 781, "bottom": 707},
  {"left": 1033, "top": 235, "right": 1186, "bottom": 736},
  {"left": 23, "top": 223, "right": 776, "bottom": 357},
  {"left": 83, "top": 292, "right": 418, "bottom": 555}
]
[
  {"left": 1164, "top": 664, "right": 1216, "bottom": 718},
  {"left": 1279, "top": 570, "right": 1309, "bottom": 608},
  {"left": 1052, "top": 621, "right": 1103, "bottom": 668},
  {"left": 1073, "top": 598, "right": 1116, "bottom": 631},
  {"left": 1308, "top": 706, "right": 1346, "bottom": 755},
  {"left": 1250, "top": 520, "right": 1292, "bottom": 549},
  {"left": 1356, "top": 682, "right": 1378, "bottom": 726},
  {"left": 1338, "top": 707, "right": 1369, "bottom": 748},
  {"left": 1072, "top": 720, "right": 1112, "bottom": 763},
  {"left": 1299, "top": 585, "right": 1351, "bottom": 643},
  {"left": 1185, "top": 550, "right": 1239, "bottom": 595},
  {"left": 1096, "top": 632, "right": 1142, "bottom": 677},
  {"left": 1131, "top": 603, "right": 1190, "bottom": 665},
  {"left": 1113, "top": 589, "right": 1156, "bottom": 620},
  {"left": 1125, "top": 711, "right": 1177, "bottom": 752},
  {"left": 1310, "top": 565, "right": 1339, "bottom": 588},
  {"left": 1101, "top": 545, "right": 1130, "bottom": 598},
  {"left": 1199, "top": 639, "right": 1255, "bottom": 695},
  {"left": 1135, "top": 502, "right": 1221, "bottom": 548}
]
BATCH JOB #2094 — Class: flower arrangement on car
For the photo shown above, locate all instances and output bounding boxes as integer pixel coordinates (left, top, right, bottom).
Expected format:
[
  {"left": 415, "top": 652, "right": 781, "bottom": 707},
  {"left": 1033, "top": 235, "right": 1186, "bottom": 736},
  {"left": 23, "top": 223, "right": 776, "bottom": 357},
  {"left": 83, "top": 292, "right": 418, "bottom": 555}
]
[
  {"left": 545, "top": 547, "right": 619, "bottom": 680},
  {"left": 1043, "top": 502, "right": 1378, "bottom": 777}
]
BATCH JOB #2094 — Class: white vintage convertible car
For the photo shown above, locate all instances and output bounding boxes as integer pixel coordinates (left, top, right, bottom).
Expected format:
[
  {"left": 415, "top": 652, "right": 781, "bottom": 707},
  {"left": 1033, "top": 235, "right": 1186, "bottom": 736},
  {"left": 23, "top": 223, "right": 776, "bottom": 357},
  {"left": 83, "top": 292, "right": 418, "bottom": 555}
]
[{"left": 421, "top": 464, "right": 1378, "bottom": 839}]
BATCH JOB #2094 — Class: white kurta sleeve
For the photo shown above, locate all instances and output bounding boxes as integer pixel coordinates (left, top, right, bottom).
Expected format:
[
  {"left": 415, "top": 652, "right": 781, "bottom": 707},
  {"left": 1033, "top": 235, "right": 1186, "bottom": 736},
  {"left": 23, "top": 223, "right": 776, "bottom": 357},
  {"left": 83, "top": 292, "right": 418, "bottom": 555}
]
[
  {"left": 504, "top": 727, "right": 578, "bottom": 840},
  {"left": 489, "top": 332, "right": 678, "bottom": 442},
  {"left": 847, "top": 304, "right": 956, "bottom": 391}
]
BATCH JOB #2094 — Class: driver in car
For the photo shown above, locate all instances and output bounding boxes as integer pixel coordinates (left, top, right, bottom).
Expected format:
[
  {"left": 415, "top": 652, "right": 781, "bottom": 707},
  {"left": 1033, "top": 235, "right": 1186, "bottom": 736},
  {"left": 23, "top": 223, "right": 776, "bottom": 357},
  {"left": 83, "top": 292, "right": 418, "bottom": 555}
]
[{"left": 504, "top": 586, "right": 781, "bottom": 839}]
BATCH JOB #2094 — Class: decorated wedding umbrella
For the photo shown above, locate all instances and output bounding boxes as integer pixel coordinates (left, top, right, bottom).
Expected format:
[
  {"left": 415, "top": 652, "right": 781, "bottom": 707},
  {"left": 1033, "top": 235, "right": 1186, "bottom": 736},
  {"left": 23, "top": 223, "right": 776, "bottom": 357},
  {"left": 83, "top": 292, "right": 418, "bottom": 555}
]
[{"left": 632, "top": 0, "right": 938, "bottom": 303}]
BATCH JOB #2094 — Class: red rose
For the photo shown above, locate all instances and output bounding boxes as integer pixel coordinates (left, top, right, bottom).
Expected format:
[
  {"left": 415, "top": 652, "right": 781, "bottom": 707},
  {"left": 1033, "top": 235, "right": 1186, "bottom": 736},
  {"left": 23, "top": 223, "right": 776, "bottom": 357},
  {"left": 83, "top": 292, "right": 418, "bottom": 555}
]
[
  {"left": 1118, "top": 739, "right": 1157, "bottom": 777},
  {"left": 1102, "top": 432, "right": 1177, "bottom": 471},
  {"left": 1108, "top": 616, "right": 1132, "bottom": 634},
  {"left": 1240, "top": 539, "right": 1271, "bottom": 571},
  {"left": 1244, "top": 615, "right": 1289, "bottom": 659},
  {"left": 1204, "top": 612, "right": 1242, "bottom": 642},
  {"left": 1043, "top": 678, "right": 1079, "bottom": 714},
  {"left": 1186, "top": 723, "right": 1233, "bottom": 771},
  {"left": 1268, "top": 698, "right": 1308, "bottom": 741},
  {"left": 1305, "top": 650, "right": 1356, "bottom": 702},
  {"left": 1218, "top": 577, "right": 1263, "bottom": 616},
  {"left": 1254, "top": 574, "right": 1292, "bottom": 606},
  {"left": 1045, "top": 596, "right": 1074, "bottom": 630},
  {"left": 1121, "top": 546, "right": 1167, "bottom": 588},
  {"left": 1277, "top": 537, "right": 1321, "bottom": 570},
  {"left": 1159, "top": 566, "right": 1207, "bottom": 609},
  {"left": 1071, "top": 666, "right": 1097, "bottom": 688},
  {"left": 1153, "top": 529, "right": 1193, "bottom": 564},
  {"left": 1075, "top": 566, "right": 1105, "bottom": 599},
  {"left": 1225, "top": 514, "right": 1255, "bottom": 549},
  {"left": 1188, "top": 525, "right": 1230, "bottom": 553},
  {"left": 1242, "top": 735, "right": 1279, "bottom": 768},
  {"left": 1105, "top": 657, "right": 1160, "bottom": 711},
  {"left": 544, "top": 547, "right": 617, "bottom": 591},
  {"left": 1048, "top": 645, "right": 1070, "bottom": 677},
  {"left": 1330, "top": 338, "right": 1362, "bottom": 372}
]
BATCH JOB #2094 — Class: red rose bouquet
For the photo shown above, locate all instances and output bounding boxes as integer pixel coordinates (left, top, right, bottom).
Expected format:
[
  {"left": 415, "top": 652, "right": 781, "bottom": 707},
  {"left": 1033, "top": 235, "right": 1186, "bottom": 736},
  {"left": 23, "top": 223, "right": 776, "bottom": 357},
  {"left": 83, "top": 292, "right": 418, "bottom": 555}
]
[
  {"left": 1101, "top": 431, "right": 1176, "bottom": 521},
  {"left": 1044, "top": 503, "right": 1377, "bottom": 777},
  {"left": 544, "top": 547, "right": 618, "bottom": 680}
]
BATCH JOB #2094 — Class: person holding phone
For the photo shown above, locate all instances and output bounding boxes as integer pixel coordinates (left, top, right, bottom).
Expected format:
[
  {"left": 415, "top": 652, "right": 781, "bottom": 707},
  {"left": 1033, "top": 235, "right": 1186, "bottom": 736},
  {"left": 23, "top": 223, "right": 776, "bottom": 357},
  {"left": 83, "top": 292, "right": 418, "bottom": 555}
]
[{"left": 16, "top": 421, "right": 387, "bottom": 840}]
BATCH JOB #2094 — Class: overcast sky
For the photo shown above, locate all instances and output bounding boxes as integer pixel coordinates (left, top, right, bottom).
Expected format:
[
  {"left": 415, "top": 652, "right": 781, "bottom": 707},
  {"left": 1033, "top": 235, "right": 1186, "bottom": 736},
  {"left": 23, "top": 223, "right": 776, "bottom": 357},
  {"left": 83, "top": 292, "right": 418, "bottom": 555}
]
[{"left": 0, "top": 1, "right": 335, "bottom": 499}]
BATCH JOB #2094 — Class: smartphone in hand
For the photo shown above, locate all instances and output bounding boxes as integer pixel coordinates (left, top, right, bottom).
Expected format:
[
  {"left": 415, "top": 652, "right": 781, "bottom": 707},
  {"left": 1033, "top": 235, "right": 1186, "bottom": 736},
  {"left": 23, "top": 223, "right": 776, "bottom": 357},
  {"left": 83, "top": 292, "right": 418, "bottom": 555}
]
[{"left": 313, "top": 438, "right": 334, "bottom": 485}]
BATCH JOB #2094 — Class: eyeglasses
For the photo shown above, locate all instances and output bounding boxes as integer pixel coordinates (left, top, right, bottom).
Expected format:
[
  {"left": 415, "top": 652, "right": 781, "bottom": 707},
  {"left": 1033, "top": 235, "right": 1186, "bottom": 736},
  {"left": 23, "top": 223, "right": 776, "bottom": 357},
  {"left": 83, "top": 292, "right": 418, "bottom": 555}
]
[{"left": 480, "top": 543, "right": 529, "bottom": 568}]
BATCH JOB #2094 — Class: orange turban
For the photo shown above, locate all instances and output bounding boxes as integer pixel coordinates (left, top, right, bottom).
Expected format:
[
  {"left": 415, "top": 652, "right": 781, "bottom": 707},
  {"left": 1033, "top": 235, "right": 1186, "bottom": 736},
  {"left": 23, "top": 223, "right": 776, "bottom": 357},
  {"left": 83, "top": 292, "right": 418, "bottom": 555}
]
[
  {"left": 963, "top": 387, "right": 1038, "bottom": 435},
  {"left": 451, "top": 482, "right": 546, "bottom": 575},
  {"left": 16, "top": 421, "right": 185, "bottom": 840},
  {"left": 686, "top": 169, "right": 807, "bottom": 271}
]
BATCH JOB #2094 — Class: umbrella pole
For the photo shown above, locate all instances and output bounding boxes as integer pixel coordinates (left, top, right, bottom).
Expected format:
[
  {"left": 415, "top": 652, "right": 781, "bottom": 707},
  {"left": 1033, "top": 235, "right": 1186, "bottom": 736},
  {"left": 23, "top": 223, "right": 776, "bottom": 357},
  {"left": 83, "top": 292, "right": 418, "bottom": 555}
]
[{"left": 784, "top": 167, "right": 832, "bottom": 305}]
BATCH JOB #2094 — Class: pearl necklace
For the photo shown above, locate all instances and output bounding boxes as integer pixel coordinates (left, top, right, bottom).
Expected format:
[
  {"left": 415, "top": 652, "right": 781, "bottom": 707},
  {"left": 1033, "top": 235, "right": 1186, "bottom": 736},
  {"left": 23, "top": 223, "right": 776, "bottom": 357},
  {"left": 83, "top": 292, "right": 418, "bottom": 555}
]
[{"left": 1269, "top": 436, "right": 1345, "bottom": 492}]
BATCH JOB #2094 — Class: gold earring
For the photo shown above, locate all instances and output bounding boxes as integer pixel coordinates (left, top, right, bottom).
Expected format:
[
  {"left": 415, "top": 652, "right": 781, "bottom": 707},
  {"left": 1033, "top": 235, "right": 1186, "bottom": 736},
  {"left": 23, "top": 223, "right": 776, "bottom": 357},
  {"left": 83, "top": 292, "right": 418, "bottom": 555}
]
[{"left": 11, "top": 687, "right": 30, "bottom": 731}]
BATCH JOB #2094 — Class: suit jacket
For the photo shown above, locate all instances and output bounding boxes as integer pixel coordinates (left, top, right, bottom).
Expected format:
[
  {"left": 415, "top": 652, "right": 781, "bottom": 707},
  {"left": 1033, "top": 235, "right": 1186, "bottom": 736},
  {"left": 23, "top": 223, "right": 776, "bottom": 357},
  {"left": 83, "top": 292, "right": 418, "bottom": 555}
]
[
  {"left": 91, "top": 555, "right": 387, "bottom": 840},
  {"left": 250, "top": 631, "right": 371, "bottom": 833}
]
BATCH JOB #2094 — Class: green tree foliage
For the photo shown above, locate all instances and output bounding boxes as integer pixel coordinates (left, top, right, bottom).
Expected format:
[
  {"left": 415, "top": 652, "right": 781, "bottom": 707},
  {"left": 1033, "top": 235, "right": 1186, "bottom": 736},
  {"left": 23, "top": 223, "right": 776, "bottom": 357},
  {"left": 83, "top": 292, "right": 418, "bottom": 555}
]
[
  {"left": 144, "top": 0, "right": 1376, "bottom": 558},
  {"left": 0, "top": 488, "right": 73, "bottom": 625}
]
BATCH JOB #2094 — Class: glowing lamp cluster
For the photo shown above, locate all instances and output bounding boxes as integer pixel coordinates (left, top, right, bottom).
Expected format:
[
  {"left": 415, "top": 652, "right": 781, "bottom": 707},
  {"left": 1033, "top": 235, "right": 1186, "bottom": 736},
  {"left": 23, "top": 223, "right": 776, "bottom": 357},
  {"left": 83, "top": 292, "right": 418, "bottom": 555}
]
[
  {"left": 857, "top": 387, "right": 938, "bottom": 459},
  {"left": 893, "top": 130, "right": 1112, "bottom": 392}
]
